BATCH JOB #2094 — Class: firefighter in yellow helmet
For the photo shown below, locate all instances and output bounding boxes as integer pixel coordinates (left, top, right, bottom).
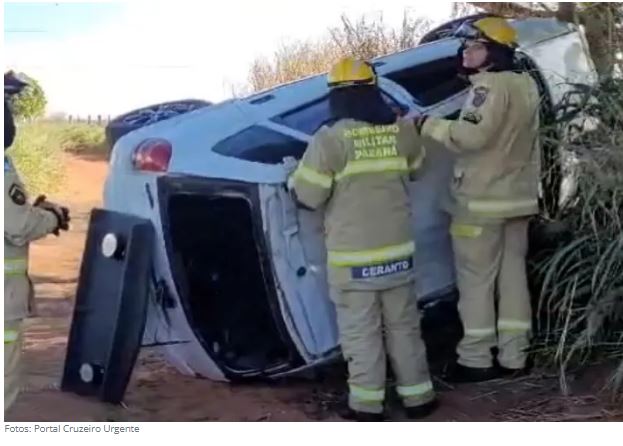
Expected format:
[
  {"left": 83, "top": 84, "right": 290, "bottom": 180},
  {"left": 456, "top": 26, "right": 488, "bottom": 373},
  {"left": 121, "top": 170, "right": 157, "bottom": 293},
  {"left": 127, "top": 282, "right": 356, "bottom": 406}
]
[
  {"left": 4, "top": 72, "right": 71, "bottom": 412},
  {"left": 413, "top": 17, "right": 540, "bottom": 382},
  {"left": 289, "top": 57, "right": 437, "bottom": 421}
]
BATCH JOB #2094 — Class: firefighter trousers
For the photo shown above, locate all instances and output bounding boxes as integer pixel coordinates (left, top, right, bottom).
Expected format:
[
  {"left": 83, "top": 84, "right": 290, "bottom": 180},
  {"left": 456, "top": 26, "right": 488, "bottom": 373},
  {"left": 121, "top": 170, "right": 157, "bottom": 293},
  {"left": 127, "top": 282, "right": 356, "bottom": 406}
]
[
  {"left": 4, "top": 319, "right": 23, "bottom": 413},
  {"left": 450, "top": 217, "right": 532, "bottom": 369},
  {"left": 330, "top": 284, "right": 435, "bottom": 414}
]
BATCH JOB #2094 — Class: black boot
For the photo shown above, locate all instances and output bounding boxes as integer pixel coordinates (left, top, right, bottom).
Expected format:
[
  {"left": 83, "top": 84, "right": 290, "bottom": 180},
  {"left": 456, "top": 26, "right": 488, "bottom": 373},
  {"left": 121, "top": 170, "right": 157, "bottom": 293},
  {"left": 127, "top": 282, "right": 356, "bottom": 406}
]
[
  {"left": 444, "top": 363, "right": 500, "bottom": 383},
  {"left": 497, "top": 365, "right": 530, "bottom": 378},
  {"left": 337, "top": 404, "right": 384, "bottom": 422},
  {"left": 495, "top": 356, "right": 533, "bottom": 378},
  {"left": 404, "top": 399, "right": 439, "bottom": 420}
]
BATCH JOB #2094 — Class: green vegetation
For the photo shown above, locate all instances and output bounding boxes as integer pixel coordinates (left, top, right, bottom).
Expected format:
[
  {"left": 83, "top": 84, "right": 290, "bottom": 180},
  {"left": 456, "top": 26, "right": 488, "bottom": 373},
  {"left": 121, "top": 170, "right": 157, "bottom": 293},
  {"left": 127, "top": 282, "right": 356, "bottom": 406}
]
[
  {"left": 7, "top": 122, "right": 106, "bottom": 195},
  {"left": 533, "top": 78, "right": 623, "bottom": 397},
  {"left": 9, "top": 75, "right": 47, "bottom": 120}
]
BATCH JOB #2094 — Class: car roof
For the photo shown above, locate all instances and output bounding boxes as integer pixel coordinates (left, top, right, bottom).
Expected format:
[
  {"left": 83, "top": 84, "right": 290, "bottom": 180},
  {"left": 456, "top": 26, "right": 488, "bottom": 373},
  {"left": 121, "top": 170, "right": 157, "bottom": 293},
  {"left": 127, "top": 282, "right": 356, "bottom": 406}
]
[
  {"left": 133, "top": 17, "right": 576, "bottom": 141},
  {"left": 237, "top": 38, "right": 460, "bottom": 119}
]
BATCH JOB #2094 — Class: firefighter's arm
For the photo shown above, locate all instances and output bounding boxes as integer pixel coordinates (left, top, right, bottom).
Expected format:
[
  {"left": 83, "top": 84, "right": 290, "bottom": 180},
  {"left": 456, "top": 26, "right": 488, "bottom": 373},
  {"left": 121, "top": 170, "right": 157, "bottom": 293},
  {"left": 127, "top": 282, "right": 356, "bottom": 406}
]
[
  {"left": 4, "top": 177, "right": 60, "bottom": 246},
  {"left": 291, "top": 129, "right": 335, "bottom": 210},
  {"left": 420, "top": 79, "right": 508, "bottom": 152},
  {"left": 404, "top": 121, "right": 427, "bottom": 181}
]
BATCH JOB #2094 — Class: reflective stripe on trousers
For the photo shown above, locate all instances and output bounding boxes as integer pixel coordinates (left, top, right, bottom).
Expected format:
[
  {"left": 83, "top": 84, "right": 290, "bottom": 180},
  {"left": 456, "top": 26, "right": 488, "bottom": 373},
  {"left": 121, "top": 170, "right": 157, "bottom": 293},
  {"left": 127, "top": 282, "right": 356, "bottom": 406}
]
[
  {"left": 396, "top": 381, "right": 434, "bottom": 398},
  {"left": 4, "top": 258, "right": 27, "bottom": 276},
  {"left": 498, "top": 319, "right": 531, "bottom": 332},
  {"left": 350, "top": 385, "right": 385, "bottom": 403},
  {"left": 466, "top": 198, "right": 539, "bottom": 217},
  {"left": 328, "top": 241, "right": 415, "bottom": 267},
  {"left": 464, "top": 323, "right": 531, "bottom": 337}
]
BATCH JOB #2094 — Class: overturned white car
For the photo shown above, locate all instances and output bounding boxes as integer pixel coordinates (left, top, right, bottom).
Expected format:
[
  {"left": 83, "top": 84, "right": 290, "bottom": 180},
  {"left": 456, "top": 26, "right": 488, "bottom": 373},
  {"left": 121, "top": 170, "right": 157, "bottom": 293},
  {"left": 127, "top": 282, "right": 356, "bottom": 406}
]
[{"left": 61, "top": 15, "right": 596, "bottom": 403}]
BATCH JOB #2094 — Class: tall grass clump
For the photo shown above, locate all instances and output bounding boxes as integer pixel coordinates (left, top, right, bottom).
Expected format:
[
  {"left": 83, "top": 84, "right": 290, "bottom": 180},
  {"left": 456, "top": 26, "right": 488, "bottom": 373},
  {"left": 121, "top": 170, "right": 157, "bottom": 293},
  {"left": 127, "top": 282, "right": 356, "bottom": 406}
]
[
  {"left": 533, "top": 78, "right": 623, "bottom": 397},
  {"left": 8, "top": 122, "right": 66, "bottom": 195},
  {"left": 7, "top": 122, "right": 106, "bottom": 195}
]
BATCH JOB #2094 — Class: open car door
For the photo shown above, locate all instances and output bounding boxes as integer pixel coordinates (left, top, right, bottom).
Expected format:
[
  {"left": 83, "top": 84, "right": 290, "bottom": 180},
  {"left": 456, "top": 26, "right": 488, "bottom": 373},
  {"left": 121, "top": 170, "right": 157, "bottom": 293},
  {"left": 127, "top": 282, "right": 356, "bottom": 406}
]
[{"left": 61, "top": 209, "right": 154, "bottom": 404}]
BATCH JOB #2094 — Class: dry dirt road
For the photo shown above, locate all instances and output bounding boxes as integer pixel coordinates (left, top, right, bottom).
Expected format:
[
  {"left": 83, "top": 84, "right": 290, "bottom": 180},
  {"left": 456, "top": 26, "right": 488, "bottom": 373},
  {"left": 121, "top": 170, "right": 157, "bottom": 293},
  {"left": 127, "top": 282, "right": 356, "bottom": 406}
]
[{"left": 5, "top": 155, "right": 621, "bottom": 422}]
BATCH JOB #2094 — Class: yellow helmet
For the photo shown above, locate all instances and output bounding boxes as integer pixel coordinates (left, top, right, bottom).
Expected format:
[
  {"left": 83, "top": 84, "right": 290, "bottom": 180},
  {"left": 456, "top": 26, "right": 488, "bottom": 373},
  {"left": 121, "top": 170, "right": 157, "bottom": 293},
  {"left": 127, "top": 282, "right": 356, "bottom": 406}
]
[
  {"left": 327, "top": 57, "right": 377, "bottom": 89},
  {"left": 455, "top": 17, "right": 518, "bottom": 48}
]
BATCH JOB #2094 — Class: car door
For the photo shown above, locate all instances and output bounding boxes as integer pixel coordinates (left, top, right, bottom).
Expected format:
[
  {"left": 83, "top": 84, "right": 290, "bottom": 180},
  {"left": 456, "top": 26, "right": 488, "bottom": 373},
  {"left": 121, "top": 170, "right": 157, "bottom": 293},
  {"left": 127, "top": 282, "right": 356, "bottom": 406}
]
[{"left": 61, "top": 209, "right": 154, "bottom": 403}]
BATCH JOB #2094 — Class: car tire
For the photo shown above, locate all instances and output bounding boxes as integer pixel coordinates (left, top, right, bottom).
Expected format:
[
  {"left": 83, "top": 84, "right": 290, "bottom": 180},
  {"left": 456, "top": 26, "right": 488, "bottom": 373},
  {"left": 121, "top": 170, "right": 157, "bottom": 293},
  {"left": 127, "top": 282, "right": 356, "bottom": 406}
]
[{"left": 105, "top": 99, "right": 211, "bottom": 152}]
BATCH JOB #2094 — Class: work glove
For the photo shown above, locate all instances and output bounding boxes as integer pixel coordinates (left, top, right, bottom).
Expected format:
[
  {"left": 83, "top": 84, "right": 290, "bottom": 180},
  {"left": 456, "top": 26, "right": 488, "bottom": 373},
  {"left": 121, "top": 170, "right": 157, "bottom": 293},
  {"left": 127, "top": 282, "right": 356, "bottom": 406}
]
[
  {"left": 34, "top": 195, "right": 71, "bottom": 235},
  {"left": 410, "top": 114, "right": 429, "bottom": 134},
  {"left": 282, "top": 156, "right": 299, "bottom": 193},
  {"left": 286, "top": 173, "right": 296, "bottom": 192}
]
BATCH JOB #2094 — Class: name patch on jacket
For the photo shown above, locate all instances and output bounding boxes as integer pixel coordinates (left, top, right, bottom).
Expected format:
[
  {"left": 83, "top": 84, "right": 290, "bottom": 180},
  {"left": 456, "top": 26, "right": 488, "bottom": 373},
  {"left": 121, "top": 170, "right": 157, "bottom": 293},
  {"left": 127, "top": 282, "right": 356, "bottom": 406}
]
[
  {"left": 462, "top": 112, "right": 482, "bottom": 124},
  {"left": 351, "top": 257, "right": 413, "bottom": 279}
]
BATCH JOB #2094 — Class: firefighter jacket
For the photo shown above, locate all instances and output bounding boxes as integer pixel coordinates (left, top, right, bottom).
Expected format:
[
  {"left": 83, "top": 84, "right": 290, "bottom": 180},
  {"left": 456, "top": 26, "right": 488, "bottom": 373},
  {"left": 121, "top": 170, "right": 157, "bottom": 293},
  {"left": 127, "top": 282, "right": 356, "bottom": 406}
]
[
  {"left": 4, "top": 156, "right": 58, "bottom": 321},
  {"left": 292, "top": 119, "right": 426, "bottom": 290},
  {"left": 421, "top": 71, "right": 541, "bottom": 222}
]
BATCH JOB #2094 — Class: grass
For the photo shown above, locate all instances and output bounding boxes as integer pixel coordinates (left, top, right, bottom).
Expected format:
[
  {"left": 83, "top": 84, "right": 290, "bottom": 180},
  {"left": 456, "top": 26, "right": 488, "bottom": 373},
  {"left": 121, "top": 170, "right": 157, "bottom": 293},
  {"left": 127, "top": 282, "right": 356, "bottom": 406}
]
[
  {"left": 7, "top": 121, "right": 107, "bottom": 196},
  {"left": 531, "top": 78, "right": 623, "bottom": 397}
]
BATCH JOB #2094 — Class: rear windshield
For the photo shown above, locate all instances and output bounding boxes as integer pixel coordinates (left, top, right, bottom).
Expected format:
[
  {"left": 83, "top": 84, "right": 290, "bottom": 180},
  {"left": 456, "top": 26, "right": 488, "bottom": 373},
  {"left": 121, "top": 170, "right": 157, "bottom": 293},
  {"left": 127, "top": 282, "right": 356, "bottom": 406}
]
[
  {"left": 386, "top": 56, "right": 469, "bottom": 107},
  {"left": 271, "top": 92, "right": 406, "bottom": 135},
  {"left": 212, "top": 126, "right": 307, "bottom": 164}
]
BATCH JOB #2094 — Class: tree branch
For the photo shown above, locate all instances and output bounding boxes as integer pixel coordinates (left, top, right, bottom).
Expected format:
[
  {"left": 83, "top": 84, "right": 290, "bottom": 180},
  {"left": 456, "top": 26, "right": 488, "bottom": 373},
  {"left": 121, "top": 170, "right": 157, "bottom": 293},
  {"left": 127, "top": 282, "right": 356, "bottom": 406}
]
[
  {"left": 538, "top": 2, "right": 555, "bottom": 14},
  {"left": 468, "top": 2, "right": 554, "bottom": 18},
  {"left": 556, "top": 2, "right": 577, "bottom": 23}
]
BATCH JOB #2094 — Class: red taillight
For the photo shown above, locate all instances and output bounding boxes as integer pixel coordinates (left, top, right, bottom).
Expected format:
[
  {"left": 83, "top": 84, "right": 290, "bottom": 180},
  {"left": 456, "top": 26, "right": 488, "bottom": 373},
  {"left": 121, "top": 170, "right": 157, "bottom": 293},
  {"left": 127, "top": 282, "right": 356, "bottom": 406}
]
[{"left": 132, "top": 138, "right": 172, "bottom": 172}]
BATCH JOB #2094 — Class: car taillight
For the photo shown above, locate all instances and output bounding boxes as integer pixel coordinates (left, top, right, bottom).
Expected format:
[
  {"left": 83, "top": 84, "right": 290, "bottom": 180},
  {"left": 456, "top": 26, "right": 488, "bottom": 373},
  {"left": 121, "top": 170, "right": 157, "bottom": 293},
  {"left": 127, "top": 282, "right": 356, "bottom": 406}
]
[{"left": 132, "top": 138, "right": 172, "bottom": 172}]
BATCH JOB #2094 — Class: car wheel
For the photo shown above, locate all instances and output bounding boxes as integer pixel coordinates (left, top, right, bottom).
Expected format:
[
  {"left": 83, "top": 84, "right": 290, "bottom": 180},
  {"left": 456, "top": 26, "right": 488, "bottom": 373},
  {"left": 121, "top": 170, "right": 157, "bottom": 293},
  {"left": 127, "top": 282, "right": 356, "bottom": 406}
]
[{"left": 105, "top": 99, "right": 211, "bottom": 152}]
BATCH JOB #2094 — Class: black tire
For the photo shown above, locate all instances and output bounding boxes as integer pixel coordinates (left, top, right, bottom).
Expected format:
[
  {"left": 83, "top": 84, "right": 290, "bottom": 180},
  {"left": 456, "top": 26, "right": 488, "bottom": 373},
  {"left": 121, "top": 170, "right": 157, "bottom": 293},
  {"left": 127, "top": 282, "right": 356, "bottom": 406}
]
[{"left": 105, "top": 99, "right": 211, "bottom": 151}]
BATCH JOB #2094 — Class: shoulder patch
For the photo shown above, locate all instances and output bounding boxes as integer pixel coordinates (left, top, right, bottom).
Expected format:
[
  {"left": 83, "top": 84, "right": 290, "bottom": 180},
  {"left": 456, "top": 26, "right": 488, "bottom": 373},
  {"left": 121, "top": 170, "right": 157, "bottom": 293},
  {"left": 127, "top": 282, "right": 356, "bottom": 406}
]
[
  {"left": 462, "top": 112, "right": 482, "bottom": 124},
  {"left": 8, "top": 183, "right": 26, "bottom": 206},
  {"left": 471, "top": 86, "right": 489, "bottom": 108}
]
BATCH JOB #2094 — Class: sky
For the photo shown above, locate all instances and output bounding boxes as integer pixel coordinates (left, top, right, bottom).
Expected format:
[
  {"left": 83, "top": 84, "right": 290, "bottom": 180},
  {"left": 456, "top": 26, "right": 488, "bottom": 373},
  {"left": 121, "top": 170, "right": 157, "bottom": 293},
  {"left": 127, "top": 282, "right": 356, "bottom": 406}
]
[{"left": 3, "top": 1, "right": 454, "bottom": 117}]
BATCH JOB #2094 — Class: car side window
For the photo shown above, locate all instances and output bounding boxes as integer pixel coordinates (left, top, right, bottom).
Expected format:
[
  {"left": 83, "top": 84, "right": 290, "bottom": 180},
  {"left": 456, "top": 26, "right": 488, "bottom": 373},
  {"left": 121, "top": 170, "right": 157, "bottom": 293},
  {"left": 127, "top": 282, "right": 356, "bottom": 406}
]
[
  {"left": 385, "top": 56, "right": 470, "bottom": 107},
  {"left": 213, "top": 126, "right": 308, "bottom": 164},
  {"left": 271, "top": 92, "right": 406, "bottom": 135}
]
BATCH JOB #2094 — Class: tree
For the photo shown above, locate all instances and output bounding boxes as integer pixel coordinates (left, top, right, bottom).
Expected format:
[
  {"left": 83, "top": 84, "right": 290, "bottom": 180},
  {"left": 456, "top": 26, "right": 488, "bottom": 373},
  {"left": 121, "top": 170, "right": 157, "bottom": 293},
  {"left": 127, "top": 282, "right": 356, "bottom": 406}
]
[
  {"left": 9, "top": 74, "right": 47, "bottom": 120},
  {"left": 246, "top": 12, "right": 432, "bottom": 93},
  {"left": 463, "top": 2, "right": 623, "bottom": 77}
]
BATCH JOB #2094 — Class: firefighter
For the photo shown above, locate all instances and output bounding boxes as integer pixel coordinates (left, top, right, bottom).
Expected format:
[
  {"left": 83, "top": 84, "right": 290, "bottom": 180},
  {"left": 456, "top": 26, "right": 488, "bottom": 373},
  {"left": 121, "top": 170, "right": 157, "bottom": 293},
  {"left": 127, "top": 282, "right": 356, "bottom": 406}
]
[
  {"left": 413, "top": 17, "right": 540, "bottom": 382},
  {"left": 4, "top": 72, "right": 71, "bottom": 412},
  {"left": 289, "top": 57, "right": 437, "bottom": 421}
]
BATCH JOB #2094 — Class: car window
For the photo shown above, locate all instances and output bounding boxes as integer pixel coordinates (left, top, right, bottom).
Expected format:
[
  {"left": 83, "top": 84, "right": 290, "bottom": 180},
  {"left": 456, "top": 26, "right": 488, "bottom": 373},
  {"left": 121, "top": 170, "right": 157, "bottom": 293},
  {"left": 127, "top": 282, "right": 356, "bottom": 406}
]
[
  {"left": 212, "top": 126, "right": 308, "bottom": 164},
  {"left": 386, "top": 56, "right": 470, "bottom": 107},
  {"left": 271, "top": 92, "right": 406, "bottom": 135}
]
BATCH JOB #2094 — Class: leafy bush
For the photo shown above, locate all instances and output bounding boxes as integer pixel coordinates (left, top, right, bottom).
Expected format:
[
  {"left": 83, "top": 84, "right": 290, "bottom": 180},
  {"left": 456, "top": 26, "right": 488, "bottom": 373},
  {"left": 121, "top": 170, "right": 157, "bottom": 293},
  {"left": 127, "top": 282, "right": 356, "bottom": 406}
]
[
  {"left": 57, "top": 123, "right": 107, "bottom": 155},
  {"left": 9, "top": 75, "right": 47, "bottom": 120}
]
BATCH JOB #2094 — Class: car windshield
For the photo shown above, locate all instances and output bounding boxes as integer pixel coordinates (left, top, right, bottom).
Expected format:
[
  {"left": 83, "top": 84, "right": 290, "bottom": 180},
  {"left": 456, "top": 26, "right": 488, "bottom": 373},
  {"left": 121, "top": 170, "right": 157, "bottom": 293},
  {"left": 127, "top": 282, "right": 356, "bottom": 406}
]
[{"left": 212, "top": 126, "right": 308, "bottom": 164}]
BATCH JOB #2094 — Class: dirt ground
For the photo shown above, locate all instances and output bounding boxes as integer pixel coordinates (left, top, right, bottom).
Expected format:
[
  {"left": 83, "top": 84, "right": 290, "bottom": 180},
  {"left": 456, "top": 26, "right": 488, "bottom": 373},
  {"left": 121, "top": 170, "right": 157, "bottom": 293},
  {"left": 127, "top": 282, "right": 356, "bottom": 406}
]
[{"left": 5, "top": 155, "right": 622, "bottom": 422}]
